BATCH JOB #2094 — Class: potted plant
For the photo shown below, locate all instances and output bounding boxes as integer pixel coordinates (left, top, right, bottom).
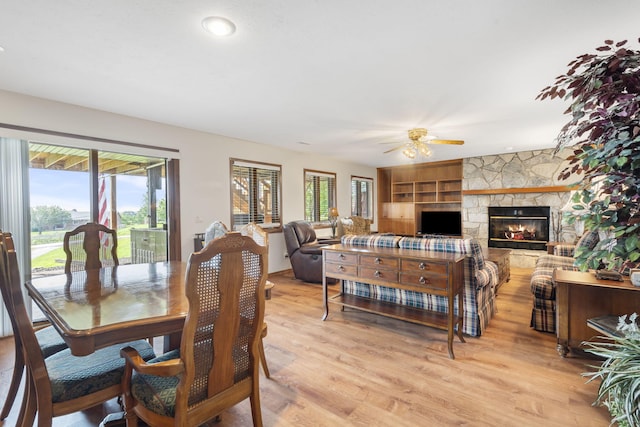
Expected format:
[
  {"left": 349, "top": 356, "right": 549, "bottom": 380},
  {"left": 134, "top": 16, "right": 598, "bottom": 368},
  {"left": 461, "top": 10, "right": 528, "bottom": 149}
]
[
  {"left": 538, "top": 38, "right": 640, "bottom": 271},
  {"left": 583, "top": 313, "right": 640, "bottom": 427}
]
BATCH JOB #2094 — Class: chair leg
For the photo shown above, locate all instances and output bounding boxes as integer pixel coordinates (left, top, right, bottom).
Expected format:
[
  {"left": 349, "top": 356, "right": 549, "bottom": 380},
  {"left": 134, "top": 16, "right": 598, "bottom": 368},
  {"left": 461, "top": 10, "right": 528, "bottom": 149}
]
[
  {"left": 259, "top": 338, "right": 270, "bottom": 379},
  {"left": 259, "top": 323, "right": 270, "bottom": 378},
  {"left": 0, "top": 339, "right": 25, "bottom": 420},
  {"left": 249, "top": 389, "right": 263, "bottom": 427},
  {"left": 18, "top": 369, "right": 37, "bottom": 427}
]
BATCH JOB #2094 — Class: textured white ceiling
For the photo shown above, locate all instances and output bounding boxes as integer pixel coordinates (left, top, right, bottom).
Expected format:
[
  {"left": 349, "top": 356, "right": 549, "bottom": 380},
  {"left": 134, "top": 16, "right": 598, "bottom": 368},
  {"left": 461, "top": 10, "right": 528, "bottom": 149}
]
[{"left": 0, "top": 1, "right": 638, "bottom": 167}]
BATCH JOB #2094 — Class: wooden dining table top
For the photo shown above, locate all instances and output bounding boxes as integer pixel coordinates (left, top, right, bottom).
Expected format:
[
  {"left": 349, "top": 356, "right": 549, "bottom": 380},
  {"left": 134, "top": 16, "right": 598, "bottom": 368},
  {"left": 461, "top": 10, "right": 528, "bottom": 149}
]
[{"left": 26, "top": 261, "right": 189, "bottom": 356}]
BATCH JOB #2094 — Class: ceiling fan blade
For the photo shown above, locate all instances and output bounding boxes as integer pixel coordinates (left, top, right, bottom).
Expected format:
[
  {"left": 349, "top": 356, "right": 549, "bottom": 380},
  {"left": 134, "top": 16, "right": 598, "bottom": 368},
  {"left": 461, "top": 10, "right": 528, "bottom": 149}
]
[
  {"left": 428, "top": 139, "right": 464, "bottom": 145},
  {"left": 383, "top": 144, "right": 406, "bottom": 154}
]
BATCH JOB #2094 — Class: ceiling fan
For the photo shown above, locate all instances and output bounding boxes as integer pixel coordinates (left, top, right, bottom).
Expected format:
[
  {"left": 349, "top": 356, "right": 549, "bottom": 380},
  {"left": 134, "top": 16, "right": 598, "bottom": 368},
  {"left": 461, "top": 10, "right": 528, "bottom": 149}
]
[{"left": 384, "top": 128, "right": 464, "bottom": 159}]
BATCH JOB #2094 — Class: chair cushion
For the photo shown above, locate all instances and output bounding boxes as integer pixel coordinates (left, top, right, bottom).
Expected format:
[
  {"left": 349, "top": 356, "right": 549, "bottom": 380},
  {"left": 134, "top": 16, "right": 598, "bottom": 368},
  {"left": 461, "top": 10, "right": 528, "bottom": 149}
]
[
  {"left": 35, "top": 325, "right": 68, "bottom": 357},
  {"left": 130, "top": 349, "right": 181, "bottom": 418},
  {"left": 46, "top": 339, "right": 155, "bottom": 403}
]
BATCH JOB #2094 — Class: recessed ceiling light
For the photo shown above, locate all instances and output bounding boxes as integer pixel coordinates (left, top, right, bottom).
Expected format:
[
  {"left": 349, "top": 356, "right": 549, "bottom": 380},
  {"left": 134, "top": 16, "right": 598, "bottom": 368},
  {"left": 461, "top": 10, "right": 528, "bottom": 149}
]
[
  {"left": 0, "top": 46, "right": 5, "bottom": 53},
  {"left": 202, "top": 16, "right": 236, "bottom": 37}
]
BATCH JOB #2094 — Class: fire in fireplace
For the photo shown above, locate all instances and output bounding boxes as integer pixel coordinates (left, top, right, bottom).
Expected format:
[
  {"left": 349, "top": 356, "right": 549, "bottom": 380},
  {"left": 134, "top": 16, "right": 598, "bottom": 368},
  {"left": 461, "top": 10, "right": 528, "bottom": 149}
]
[{"left": 488, "top": 206, "right": 550, "bottom": 250}]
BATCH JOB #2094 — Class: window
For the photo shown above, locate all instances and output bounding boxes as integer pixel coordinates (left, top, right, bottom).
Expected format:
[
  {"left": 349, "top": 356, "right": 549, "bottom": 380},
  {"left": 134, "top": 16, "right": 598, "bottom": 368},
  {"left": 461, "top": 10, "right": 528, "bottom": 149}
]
[
  {"left": 230, "top": 159, "right": 282, "bottom": 231},
  {"left": 351, "top": 176, "right": 373, "bottom": 220},
  {"left": 28, "top": 143, "right": 174, "bottom": 276},
  {"left": 304, "top": 169, "right": 336, "bottom": 224}
]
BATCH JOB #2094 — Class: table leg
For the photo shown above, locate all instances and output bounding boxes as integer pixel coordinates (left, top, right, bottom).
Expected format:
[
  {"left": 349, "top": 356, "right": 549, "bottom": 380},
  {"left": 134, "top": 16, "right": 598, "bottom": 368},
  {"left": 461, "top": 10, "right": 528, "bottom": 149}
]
[
  {"left": 322, "top": 274, "right": 329, "bottom": 321},
  {"left": 164, "top": 332, "right": 182, "bottom": 353}
]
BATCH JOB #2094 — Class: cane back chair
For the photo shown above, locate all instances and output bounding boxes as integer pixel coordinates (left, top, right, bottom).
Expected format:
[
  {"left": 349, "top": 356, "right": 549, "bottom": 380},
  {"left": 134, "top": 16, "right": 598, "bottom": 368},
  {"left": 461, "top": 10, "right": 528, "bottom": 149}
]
[
  {"left": 240, "top": 222, "right": 271, "bottom": 378},
  {"left": 0, "top": 231, "right": 68, "bottom": 420},
  {"left": 0, "top": 231, "right": 155, "bottom": 426},
  {"left": 120, "top": 232, "right": 267, "bottom": 426},
  {"left": 63, "top": 222, "right": 118, "bottom": 274}
]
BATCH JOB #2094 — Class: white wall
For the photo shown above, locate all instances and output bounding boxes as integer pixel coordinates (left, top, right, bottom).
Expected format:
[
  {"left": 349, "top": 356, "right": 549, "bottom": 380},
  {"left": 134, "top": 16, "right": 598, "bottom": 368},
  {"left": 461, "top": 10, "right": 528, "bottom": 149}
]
[{"left": 0, "top": 90, "right": 376, "bottom": 273}]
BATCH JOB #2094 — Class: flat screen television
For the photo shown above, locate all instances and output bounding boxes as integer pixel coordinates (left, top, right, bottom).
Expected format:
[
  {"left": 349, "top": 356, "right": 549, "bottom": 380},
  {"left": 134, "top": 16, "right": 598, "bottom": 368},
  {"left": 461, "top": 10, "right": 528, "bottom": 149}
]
[{"left": 420, "top": 211, "right": 462, "bottom": 236}]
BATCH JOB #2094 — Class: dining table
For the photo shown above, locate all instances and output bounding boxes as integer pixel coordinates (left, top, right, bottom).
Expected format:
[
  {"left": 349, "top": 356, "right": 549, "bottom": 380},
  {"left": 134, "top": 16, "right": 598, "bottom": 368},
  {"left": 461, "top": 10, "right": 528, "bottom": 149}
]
[{"left": 26, "top": 261, "right": 189, "bottom": 356}]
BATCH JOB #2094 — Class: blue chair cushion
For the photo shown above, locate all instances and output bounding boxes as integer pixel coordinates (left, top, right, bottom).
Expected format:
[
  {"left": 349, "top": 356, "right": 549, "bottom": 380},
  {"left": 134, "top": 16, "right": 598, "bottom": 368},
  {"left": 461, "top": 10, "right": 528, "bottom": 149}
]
[
  {"left": 45, "top": 339, "right": 155, "bottom": 403},
  {"left": 130, "top": 349, "right": 181, "bottom": 417},
  {"left": 35, "top": 325, "right": 68, "bottom": 357}
]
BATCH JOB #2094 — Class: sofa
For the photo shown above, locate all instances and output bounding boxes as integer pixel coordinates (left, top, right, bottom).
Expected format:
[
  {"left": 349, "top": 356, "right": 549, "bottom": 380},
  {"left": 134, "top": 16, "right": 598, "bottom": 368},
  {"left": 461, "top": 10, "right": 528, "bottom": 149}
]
[
  {"left": 529, "top": 231, "right": 600, "bottom": 333},
  {"left": 339, "top": 234, "right": 499, "bottom": 337}
]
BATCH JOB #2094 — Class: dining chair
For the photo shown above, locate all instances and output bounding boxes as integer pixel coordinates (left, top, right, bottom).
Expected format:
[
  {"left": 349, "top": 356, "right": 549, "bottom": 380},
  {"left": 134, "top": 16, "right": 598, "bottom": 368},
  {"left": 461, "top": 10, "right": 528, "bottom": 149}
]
[
  {"left": 120, "top": 232, "right": 268, "bottom": 426},
  {"left": 0, "top": 231, "right": 156, "bottom": 427},
  {"left": 240, "top": 222, "right": 271, "bottom": 378},
  {"left": 63, "top": 222, "right": 118, "bottom": 273},
  {"left": 0, "top": 231, "right": 68, "bottom": 421}
]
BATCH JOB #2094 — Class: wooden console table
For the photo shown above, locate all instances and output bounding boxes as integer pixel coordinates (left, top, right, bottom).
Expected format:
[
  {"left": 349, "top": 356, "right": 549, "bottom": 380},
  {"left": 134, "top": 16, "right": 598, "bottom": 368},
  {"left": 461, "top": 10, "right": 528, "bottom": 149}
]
[
  {"left": 553, "top": 269, "right": 640, "bottom": 357},
  {"left": 322, "top": 244, "right": 465, "bottom": 359}
]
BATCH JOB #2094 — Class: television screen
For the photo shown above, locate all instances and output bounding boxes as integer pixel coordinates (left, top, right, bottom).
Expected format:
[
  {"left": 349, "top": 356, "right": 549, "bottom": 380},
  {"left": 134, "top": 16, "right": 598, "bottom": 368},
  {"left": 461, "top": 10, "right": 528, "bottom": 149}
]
[{"left": 420, "top": 211, "right": 462, "bottom": 236}]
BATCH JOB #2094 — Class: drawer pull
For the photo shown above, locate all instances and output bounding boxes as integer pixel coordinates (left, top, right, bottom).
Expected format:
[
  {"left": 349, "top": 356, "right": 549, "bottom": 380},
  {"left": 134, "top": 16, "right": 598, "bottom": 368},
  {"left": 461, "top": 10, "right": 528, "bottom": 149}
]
[
  {"left": 419, "top": 262, "right": 428, "bottom": 270},
  {"left": 374, "top": 270, "right": 382, "bottom": 278},
  {"left": 375, "top": 257, "right": 382, "bottom": 264},
  {"left": 339, "top": 254, "right": 346, "bottom": 260},
  {"left": 419, "top": 276, "right": 429, "bottom": 285},
  {"left": 338, "top": 265, "right": 345, "bottom": 272}
]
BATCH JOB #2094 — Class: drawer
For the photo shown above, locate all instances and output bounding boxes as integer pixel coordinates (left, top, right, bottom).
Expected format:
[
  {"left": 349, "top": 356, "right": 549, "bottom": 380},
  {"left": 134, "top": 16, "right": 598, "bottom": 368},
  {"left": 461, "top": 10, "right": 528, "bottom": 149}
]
[
  {"left": 358, "top": 266, "right": 398, "bottom": 283},
  {"left": 325, "top": 262, "right": 358, "bottom": 277},
  {"left": 324, "top": 251, "right": 358, "bottom": 264},
  {"left": 400, "top": 259, "right": 449, "bottom": 275},
  {"left": 400, "top": 272, "right": 448, "bottom": 290},
  {"left": 359, "top": 255, "right": 399, "bottom": 269}
]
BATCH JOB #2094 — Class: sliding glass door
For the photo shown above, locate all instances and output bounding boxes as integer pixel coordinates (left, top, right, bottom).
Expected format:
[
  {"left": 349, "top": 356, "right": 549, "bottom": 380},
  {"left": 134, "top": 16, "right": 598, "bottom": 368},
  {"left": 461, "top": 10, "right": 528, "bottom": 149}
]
[{"left": 29, "top": 143, "right": 169, "bottom": 278}]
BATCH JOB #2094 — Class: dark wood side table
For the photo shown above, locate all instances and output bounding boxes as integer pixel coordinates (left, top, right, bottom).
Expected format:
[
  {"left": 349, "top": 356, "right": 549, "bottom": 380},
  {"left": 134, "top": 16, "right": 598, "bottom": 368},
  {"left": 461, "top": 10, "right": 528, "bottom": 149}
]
[
  {"left": 553, "top": 269, "right": 640, "bottom": 357},
  {"left": 587, "top": 315, "right": 624, "bottom": 338},
  {"left": 545, "top": 241, "right": 562, "bottom": 255},
  {"left": 483, "top": 248, "right": 511, "bottom": 294}
]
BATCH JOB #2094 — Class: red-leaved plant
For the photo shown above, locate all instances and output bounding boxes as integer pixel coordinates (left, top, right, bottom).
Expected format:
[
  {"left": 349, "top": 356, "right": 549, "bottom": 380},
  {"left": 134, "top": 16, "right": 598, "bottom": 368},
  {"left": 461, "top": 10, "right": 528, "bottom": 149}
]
[{"left": 538, "top": 38, "right": 640, "bottom": 271}]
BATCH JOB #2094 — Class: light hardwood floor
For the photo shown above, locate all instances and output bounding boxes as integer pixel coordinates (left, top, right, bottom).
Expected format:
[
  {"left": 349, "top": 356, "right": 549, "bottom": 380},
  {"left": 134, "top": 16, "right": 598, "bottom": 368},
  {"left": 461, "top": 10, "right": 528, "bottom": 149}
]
[{"left": 0, "top": 267, "right": 611, "bottom": 426}]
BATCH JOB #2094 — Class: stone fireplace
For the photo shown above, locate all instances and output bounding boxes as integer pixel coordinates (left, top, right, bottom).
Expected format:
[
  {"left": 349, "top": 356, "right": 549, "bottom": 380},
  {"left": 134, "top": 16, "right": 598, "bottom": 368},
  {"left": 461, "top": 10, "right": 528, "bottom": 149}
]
[
  {"left": 462, "top": 149, "right": 575, "bottom": 267},
  {"left": 488, "top": 206, "right": 550, "bottom": 251}
]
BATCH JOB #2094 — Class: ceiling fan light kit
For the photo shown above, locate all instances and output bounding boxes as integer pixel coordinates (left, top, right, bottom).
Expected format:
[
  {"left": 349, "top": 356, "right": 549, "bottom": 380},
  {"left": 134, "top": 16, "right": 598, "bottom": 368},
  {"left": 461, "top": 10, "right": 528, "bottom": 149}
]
[{"left": 385, "top": 128, "right": 464, "bottom": 160}]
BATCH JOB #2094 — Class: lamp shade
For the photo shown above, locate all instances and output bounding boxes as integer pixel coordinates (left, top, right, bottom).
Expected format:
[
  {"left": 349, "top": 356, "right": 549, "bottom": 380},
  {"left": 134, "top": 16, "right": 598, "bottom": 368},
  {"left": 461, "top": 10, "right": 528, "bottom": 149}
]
[{"left": 328, "top": 207, "right": 339, "bottom": 218}]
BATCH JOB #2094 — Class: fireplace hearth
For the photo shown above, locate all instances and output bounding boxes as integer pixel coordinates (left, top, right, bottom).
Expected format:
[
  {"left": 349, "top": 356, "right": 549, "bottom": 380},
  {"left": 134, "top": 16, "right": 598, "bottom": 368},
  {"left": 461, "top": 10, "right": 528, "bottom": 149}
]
[{"left": 488, "top": 206, "right": 550, "bottom": 250}]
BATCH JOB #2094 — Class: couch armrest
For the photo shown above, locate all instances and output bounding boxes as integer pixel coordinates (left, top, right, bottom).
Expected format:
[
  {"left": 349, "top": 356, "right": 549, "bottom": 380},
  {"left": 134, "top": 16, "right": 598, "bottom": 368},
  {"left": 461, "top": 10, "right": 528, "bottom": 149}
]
[
  {"left": 299, "top": 244, "right": 325, "bottom": 255},
  {"left": 553, "top": 244, "right": 576, "bottom": 257},
  {"left": 477, "top": 261, "right": 499, "bottom": 290}
]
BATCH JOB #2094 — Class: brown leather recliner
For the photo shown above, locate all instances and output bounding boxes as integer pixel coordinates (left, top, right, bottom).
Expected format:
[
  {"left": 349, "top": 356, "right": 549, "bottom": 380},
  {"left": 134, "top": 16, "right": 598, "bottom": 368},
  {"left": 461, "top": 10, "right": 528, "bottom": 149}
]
[{"left": 283, "top": 220, "right": 337, "bottom": 284}]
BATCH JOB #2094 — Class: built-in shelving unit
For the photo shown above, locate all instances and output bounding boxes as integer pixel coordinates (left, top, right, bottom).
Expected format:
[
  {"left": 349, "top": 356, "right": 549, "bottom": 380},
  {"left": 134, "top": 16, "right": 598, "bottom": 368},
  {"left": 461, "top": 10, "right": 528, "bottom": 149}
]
[{"left": 377, "top": 159, "right": 463, "bottom": 236}]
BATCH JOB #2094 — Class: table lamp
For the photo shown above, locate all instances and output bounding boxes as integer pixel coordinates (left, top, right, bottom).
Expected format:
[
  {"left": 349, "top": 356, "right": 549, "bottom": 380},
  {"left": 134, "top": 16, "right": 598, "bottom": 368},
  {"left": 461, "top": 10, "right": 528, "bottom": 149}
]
[{"left": 328, "top": 207, "right": 339, "bottom": 238}]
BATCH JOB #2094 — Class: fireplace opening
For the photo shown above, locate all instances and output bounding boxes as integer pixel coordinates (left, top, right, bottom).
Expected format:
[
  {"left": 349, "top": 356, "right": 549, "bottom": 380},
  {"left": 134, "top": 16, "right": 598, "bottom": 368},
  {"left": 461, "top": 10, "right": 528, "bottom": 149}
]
[{"left": 488, "top": 206, "right": 550, "bottom": 250}]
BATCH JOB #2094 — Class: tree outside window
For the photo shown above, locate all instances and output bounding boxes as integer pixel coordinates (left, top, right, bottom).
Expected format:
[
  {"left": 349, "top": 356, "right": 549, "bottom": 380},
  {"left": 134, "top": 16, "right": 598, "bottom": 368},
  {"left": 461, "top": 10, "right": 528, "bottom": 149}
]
[
  {"left": 351, "top": 176, "right": 373, "bottom": 220},
  {"left": 304, "top": 170, "right": 336, "bottom": 224}
]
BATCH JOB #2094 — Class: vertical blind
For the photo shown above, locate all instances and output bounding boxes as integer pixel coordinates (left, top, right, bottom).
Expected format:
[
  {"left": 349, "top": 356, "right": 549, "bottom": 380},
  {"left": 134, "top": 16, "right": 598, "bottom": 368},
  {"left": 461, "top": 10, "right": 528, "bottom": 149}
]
[{"left": 0, "top": 139, "right": 31, "bottom": 336}]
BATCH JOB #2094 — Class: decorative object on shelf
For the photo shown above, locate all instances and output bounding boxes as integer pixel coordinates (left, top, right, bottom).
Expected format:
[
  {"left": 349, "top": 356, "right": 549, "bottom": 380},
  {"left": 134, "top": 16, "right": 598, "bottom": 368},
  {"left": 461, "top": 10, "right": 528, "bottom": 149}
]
[
  {"left": 630, "top": 268, "right": 640, "bottom": 287},
  {"left": 383, "top": 128, "right": 464, "bottom": 159},
  {"left": 328, "top": 207, "right": 339, "bottom": 238},
  {"left": 538, "top": 38, "right": 640, "bottom": 272},
  {"left": 583, "top": 313, "right": 640, "bottom": 427},
  {"left": 595, "top": 269, "right": 623, "bottom": 282}
]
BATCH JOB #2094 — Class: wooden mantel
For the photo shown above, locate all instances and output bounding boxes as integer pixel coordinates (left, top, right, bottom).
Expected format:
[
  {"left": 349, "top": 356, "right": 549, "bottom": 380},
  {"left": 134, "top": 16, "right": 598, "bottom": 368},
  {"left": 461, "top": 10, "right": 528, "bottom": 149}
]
[{"left": 462, "top": 185, "right": 574, "bottom": 195}]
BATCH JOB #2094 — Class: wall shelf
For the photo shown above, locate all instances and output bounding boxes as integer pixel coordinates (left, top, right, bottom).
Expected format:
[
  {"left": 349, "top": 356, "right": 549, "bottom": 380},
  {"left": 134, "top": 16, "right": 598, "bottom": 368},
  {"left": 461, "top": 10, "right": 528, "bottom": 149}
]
[{"left": 378, "top": 160, "right": 463, "bottom": 236}]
